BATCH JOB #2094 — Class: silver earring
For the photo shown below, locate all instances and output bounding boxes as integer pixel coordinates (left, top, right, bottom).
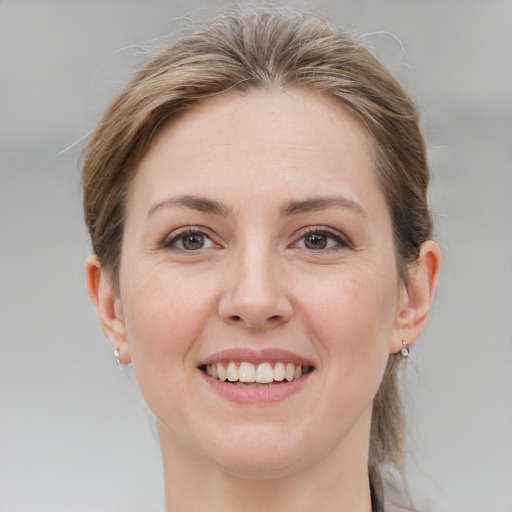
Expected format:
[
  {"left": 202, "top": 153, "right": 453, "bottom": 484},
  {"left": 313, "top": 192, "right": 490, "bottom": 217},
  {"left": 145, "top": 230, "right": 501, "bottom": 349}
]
[
  {"left": 113, "top": 347, "right": 121, "bottom": 364},
  {"left": 400, "top": 340, "right": 409, "bottom": 359}
]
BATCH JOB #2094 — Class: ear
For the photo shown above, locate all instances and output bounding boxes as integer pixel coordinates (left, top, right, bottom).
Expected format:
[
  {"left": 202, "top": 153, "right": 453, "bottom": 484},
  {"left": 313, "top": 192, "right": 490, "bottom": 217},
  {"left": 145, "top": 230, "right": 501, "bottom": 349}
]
[
  {"left": 391, "top": 240, "right": 442, "bottom": 354},
  {"left": 86, "top": 254, "right": 131, "bottom": 364}
]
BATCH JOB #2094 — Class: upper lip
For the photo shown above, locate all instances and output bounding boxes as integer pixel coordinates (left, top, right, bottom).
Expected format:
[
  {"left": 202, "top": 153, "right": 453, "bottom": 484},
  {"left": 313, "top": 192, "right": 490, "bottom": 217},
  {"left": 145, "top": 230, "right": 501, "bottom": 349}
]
[{"left": 200, "top": 348, "right": 315, "bottom": 367}]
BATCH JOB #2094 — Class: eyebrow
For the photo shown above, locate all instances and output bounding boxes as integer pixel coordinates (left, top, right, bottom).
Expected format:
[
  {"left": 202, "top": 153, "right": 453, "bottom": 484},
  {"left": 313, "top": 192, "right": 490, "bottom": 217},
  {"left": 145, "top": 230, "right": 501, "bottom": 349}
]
[
  {"left": 280, "top": 196, "right": 367, "bottom": 217},
  {"left": 147, "top": 195, "right": 230, "bottom": 218},
  {"left": 146, "top": 194, "right": 367, "bottom": 219}
]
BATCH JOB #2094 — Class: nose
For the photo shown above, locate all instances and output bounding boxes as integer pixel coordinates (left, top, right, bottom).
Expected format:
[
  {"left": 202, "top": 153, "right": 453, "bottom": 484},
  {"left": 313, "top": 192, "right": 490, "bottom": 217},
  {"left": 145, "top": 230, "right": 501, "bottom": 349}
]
[{"left": 217, "top": 244, "right": 293, "bottom": 329}]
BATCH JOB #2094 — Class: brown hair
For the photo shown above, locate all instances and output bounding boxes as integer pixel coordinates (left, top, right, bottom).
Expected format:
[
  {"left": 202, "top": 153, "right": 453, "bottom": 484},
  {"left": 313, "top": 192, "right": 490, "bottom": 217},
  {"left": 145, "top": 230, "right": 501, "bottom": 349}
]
[{"left": 82, "top": 7, "right": 433, "bottom": 505}]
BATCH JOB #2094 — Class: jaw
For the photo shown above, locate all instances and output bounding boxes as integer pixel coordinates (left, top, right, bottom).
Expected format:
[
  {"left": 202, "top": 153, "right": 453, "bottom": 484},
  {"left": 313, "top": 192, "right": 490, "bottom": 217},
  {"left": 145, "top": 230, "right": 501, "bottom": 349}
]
[{"left": 157, "top": 403, "right": 375, "bottom": 512}]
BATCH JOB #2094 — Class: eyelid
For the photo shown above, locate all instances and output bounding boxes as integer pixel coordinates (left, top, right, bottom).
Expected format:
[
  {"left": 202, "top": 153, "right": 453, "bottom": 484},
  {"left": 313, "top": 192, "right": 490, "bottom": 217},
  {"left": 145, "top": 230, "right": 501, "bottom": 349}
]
[
  {"left": 161, "top": 225, "right": 220, "bottom": 250},
  {"left": 293, "top": 226, "right": 352, "bottom": 250}
]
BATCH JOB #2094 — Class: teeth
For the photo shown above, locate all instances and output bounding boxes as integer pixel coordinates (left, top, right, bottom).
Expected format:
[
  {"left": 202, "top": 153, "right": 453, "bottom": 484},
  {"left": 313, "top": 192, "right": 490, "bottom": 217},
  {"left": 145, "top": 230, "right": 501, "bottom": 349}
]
[
  {"left": 285, "top": 363, "right": 295, "bottom": 382},
  {"left": 256, "top": 362, "right": 274, "bottom": 383},
  {"left": 227, "top": 361, "right": 238, "bottom": 382},
  {"left": 217, "top": 362, "right": 227, "bottom": 381},
  {"left": 204, "top": 361, "right": 310, "bottom": 384},
  {"left": 274, "top": 362, "right": 285, "bottom": 381},
  {"left": 239, "top": 362, "right": 256, "bottom": 383}
]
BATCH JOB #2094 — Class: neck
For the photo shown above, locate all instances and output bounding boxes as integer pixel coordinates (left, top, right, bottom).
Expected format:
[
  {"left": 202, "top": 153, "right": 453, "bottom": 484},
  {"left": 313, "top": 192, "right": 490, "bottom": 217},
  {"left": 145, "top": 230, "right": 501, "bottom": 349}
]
[{"left": 159, "top": 417, "right": 373, "bottom": 512}]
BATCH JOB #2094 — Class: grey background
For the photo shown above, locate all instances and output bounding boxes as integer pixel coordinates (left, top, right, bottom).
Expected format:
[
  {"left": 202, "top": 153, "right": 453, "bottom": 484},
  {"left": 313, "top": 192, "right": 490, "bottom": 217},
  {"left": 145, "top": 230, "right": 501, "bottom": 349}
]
[{"left": 1, "top": 1, "right": 511, "bottom": 511}]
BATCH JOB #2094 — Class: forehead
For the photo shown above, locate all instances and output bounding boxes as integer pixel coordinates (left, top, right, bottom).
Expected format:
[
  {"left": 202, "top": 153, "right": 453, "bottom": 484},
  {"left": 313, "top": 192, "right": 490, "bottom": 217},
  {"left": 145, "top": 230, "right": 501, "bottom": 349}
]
[
  {"left": 128, "top": 88, "right": 380, "bottom": 212},
  {"left": 152, "top": 88, "right": 372, "bottom": 154}
]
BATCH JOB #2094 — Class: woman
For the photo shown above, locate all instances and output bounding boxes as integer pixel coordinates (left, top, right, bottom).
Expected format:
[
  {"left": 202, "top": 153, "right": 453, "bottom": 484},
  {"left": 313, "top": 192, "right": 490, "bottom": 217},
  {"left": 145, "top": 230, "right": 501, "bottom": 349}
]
[{"left": 82, "top": 8, "right": 441, "bottom": 511}]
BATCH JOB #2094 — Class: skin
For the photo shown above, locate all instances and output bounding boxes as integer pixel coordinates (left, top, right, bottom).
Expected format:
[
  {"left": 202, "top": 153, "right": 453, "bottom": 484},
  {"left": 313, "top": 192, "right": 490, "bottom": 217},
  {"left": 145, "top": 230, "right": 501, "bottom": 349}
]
[{"left": 87, "top": 89, "right": 441, "bottom": 512}]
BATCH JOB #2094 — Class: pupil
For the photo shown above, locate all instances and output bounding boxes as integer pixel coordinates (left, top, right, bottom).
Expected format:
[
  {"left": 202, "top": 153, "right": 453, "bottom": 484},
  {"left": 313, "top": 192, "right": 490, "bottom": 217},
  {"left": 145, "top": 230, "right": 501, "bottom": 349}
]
[
  {"left": 305, "top": 233, "right": 327, "bottom": 250},
  {"left": 183, "top": 234, "right": 204, "bottom": 250}
]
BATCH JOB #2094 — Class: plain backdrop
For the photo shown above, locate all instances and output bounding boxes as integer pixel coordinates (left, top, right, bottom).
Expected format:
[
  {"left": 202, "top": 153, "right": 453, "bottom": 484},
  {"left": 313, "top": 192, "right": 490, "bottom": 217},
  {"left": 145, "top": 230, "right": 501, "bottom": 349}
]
[{"left": 1, "top": 1, "right": 511, "bottom": 511}]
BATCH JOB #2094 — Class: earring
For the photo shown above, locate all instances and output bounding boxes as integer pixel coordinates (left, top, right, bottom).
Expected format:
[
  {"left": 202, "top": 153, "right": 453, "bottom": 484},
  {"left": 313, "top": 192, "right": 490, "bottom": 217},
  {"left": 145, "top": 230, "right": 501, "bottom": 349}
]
[
  {"left": 113, "top": 347, "right": 121, "bottom": 364},
  {"left": 400, "top": 340, "right": 409, "bottom": 359}
]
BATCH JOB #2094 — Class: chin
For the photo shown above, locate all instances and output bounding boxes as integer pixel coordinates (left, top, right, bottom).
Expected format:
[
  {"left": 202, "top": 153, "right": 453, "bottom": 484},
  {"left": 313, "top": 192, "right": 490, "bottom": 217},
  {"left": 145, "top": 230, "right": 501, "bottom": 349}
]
[{"left": 201, "top": 423, "right": 315, "bottom": 479}]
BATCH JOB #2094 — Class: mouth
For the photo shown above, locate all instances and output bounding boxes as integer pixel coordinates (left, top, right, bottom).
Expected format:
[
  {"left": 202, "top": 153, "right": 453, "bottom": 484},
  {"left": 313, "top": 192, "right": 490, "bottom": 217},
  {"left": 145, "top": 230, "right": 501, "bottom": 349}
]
[
  {"left": 200, "top": 361, "right": 314, "bottom": 386},
  {"left": 198, "top": 348, "right": 316, "bottom": 403}
]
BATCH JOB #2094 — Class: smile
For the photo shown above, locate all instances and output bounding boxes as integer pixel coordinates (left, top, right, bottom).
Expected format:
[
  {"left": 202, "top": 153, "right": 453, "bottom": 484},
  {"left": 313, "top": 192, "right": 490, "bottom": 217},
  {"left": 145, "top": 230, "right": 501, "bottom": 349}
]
[
  {"left": 203, "top": 361, "right": 313, "bottom": 385},
  {"left": 199, "top": 349, "right": 315, "bottom": 403}
]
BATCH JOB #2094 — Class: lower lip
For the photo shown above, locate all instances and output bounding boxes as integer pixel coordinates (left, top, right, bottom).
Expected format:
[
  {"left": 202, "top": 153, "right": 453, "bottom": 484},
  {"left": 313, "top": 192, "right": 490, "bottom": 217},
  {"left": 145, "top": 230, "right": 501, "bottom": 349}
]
[{"left": 200, "top": 370, "right": 313, "bottom": 404}]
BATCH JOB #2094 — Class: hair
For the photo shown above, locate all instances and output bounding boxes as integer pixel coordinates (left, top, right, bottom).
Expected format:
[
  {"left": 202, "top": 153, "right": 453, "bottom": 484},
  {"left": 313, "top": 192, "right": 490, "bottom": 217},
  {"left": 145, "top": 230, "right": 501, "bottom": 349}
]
[{"left": 82, "top": 6, "right": 433, "bottom": 507}]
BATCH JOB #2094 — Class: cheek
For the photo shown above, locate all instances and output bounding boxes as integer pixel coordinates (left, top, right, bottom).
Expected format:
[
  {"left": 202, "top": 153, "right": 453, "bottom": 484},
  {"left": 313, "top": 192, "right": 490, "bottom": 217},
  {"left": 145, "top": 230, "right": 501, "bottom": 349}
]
[
  {"left": 120, "top": 265, "right": 217, "bottom": 375},
  {"left": 297, "top": 265, "right": 397, "bottom": 378},
  {"left": 119, "top": 269, "right": 220, "bottom": 431}
]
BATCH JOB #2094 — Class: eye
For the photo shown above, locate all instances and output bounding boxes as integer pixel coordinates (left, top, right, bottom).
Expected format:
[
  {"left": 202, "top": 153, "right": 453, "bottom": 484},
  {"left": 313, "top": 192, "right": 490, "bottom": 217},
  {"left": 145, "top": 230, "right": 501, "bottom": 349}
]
[
  {"left": 295, "top": 228, "right": 348, "bottom": 251},
  {"left": 162, "top": 228, "right": 217, "bottom": 251}
]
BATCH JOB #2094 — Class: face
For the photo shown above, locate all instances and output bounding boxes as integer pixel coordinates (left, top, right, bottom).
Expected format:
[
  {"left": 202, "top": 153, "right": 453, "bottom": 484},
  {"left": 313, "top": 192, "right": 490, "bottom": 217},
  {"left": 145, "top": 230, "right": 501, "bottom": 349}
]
[{"left": 117, "top": 89, "right": 406, "bottom": 477}]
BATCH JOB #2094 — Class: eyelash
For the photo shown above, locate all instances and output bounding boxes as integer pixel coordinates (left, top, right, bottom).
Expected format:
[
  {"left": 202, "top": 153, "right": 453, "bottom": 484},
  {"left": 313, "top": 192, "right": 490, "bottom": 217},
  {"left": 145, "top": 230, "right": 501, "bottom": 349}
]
[
  {"left": 293, "top": 227, "right": 350, "bottom": 251},
  {"left": 161, "top": 226, "right": 217, "bottom": 251},
  {"left": 160, "top": 226, "right": 351, "bottom": 252}
]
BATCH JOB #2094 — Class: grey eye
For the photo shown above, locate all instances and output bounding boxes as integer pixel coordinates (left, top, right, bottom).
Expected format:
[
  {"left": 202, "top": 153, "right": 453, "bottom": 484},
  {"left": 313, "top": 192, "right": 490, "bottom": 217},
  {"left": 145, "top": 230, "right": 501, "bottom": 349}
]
[
  {"left": 303, "top": 233, "right": 328, "bottom": 250},
  {"left": 163, "top": 228, "right": 218, "bottom": 252},
  {"left": 295, "top": 229, "right": 348, "bottom": 251},
  {"left": 181, "top": 233, "right": 206, "bottom": 250}
]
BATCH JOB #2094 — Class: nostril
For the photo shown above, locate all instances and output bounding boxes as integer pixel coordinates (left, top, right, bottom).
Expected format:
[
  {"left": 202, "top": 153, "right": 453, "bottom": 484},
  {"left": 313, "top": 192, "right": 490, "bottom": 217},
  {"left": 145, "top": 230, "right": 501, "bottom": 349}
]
[{"left": 227, "top": 313, "right": 281, "bottom": 327}]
